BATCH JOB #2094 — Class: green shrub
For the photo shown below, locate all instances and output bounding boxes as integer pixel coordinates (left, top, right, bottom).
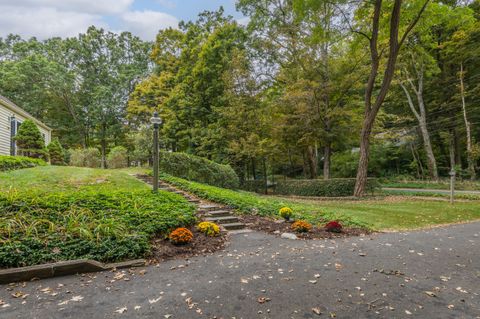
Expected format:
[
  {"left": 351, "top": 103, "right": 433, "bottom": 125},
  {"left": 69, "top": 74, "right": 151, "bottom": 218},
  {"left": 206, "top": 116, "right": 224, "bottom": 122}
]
[
  {"left": 47, "top": 138, "right": 66, "bottom": 165},
  {"left": 0, "top": 189, "right": 196, "bottom": 267},
  {"left": 0, "top": 155, "right": 46, "bottom": 171},
  {"left": 14, "top": 120, "right": 48, "bottom": 160},
  {"left": 69, "top": 148, "right": 101, "bottom": 168},
  {"left": 274, "top": 178, "right": 379, "bottom": 197},
  {"left": 158, "top": 151, "right": 239, "bottom": 189},
  {"left": 107, "top": 146, "right": 128, "bottom": 169}
]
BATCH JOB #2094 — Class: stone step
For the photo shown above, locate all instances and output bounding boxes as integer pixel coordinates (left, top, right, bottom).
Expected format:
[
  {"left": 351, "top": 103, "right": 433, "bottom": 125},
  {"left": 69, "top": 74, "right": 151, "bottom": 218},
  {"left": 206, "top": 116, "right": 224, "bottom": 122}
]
[
  {"left": 198, "top": 205, "right": 223, "bottom": 212},
  {"left": 188, "top": 199, "right": 200, "bottom": 204},
  {"left": 205, "top": 216, "right": 239, "bottom": 224},
  {"left": 206, "top": 210, "right": 231, "bottom": 217},
  {"left": 221, "top": 222, "right": 245, "bottom": 230}
]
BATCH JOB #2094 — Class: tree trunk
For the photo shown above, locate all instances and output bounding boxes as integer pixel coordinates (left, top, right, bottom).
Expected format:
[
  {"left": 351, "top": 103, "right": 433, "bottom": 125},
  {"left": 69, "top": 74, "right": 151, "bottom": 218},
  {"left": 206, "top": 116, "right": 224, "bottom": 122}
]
[
  {"left": 419, "top": 122, "right": 438, "bottom": 180},
  {"left": 354, "top": 121, "right": 373, "bottom": 196},
  {"left": 323, "top": 144, "right": 331, "bottom": 180},
  {"left": 306, "top": 146, "right": 318, "bottom": 179},
  {"left": 459, "top": 62, "right": 476, "bottom": 180},
  {"left": 101, "top": 121, "right": 107, "bottom": 169}
]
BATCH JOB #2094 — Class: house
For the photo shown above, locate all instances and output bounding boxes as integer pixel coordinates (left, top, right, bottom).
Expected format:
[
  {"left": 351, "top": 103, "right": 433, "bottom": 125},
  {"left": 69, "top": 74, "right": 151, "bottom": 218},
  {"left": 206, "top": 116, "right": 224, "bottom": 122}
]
[{"left": 0, "top": 95, "right": 52, "bottom": 156}]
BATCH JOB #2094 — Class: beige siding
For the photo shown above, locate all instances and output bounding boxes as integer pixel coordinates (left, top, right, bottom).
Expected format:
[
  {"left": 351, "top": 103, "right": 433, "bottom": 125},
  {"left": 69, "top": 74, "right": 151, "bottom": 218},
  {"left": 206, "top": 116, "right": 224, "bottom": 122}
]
[
  {"left": 0, "top": 103, "right": 52, "bottom": 156},
  {"left": 0, "top": 104, "right": 11, "bottom": 155}
]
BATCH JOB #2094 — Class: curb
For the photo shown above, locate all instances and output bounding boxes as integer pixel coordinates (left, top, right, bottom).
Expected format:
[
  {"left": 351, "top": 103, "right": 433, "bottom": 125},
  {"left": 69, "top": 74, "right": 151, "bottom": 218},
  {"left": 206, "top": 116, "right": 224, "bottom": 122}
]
[{"left": 0, "top": 259, "right": 146, "bottom": 284}]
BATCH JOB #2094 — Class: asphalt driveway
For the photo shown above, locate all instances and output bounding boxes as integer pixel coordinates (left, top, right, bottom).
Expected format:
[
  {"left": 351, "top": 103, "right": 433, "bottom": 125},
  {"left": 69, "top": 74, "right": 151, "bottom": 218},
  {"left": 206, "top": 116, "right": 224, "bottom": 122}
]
[{"left": 1, "top": 222, "right": 479, "bottom": 319}]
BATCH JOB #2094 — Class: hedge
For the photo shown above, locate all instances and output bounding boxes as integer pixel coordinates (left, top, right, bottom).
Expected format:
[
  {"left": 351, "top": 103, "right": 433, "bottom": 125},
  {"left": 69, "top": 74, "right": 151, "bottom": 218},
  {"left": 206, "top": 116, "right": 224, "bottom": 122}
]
[
  {"left": 0, "top": 189, "right": 196, "bottom": 267},
  {"left": 273, "top": 178, "right": 380, "bottom": 197},
  {"left": 0, "top": 155, "right": 46, "bottom": 171},
  {"left": 159, "top": 151, "right": 239, "bottom": 189}
]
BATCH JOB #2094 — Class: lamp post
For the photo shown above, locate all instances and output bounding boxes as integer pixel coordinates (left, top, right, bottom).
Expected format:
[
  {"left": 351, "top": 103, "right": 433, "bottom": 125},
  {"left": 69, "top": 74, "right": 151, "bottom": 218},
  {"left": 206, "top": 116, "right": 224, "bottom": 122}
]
[{"left": 150, "top": 111, "right": 162, "bottom": 192}]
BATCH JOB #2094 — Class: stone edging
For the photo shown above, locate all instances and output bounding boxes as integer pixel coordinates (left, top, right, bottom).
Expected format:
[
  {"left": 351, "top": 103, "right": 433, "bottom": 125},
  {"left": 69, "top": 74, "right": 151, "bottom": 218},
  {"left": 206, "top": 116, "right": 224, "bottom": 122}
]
[{"left": 0, "top": 259, "right": 146, "bottom": 285}]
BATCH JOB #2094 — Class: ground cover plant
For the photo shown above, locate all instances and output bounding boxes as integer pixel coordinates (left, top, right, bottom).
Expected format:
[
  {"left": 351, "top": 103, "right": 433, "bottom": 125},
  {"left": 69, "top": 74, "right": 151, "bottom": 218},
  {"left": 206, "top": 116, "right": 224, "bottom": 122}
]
[
  {"left": 0, "top": 166, "right": 196, "bottom": 268},
  {"left": 0, "top": 189, "right": 195, "bottom": 268},
  {"left": 160, "top": 174, "right": 480, "bottom": 231}
]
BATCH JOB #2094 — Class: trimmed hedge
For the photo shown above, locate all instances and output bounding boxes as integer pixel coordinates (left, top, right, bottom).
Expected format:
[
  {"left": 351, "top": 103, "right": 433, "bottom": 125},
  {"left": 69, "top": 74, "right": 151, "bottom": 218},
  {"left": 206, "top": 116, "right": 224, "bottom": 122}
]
[
  {"left": 0, "top": 190, "right": 196, "bottom": 267},
  {"left": 159, "top": 151, "right": 239, "bottom": 189},
  {"left": 274, "top": 178, "right": 379, "bottom": 197},
  {"left": 0, "top": 155, "right": 46, "bottom": 171}
]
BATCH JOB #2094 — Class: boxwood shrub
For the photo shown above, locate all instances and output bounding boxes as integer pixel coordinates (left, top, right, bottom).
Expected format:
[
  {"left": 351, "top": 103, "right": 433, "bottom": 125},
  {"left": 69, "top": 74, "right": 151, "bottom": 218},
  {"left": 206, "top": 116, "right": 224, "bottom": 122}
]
[
  {"left": 159, "top": 151, "right": 239, "bottom": 189},
  {"left": 0, "top": 189, "right": 196, "bottom": 268},
  {"left": 274, "top": 178, "right": 379, "bottom": 197},
  {"left": 0, "top": 155, "right": 46, "bottom": 171}
]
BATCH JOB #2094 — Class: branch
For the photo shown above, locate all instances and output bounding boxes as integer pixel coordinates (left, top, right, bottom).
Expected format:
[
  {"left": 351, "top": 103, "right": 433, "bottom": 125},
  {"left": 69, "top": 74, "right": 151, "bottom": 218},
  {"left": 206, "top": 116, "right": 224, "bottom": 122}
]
[{"left": 399, "top": 0, "right": 431, "bottom": 47}]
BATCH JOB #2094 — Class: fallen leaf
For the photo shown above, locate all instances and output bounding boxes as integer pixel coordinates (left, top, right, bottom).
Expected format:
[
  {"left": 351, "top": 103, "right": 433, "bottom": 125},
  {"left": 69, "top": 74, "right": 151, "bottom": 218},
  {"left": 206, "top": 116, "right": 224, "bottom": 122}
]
[
  {"left": 257, "top": 297, "right": 271, "bottom": 304},
  {"left": 115, "top": 307, "right": 127, "bottom": 314},
  {"left": 309, "top": 280, "right": 317, "bottom": 284},
  {"left": 312, "top": 307, "right": 322, "bottom": 315},
  {"left": 424, "top": 291, "right": 436, "bottom": 297}
]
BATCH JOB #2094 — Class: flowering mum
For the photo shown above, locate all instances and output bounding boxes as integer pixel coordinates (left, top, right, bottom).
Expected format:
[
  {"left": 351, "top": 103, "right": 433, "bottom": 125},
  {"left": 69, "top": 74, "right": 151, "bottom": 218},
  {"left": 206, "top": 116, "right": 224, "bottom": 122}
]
[
  {"left": 279, "top": 207, "right": 293, "bottom": 220},
  {"left": 197, "top": 221, "right": 220, "bottom": 237},
  {"left": 169, "top": 227, "right": 193, "bottom": 244},
  {"left": 325, "top": 221, "right": 342, "bottom": 233}
]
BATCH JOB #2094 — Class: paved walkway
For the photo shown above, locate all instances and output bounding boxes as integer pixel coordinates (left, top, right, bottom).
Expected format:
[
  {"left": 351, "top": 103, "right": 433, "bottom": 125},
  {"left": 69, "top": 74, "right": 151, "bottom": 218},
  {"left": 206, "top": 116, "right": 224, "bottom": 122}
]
[{"left": 1, "top": 222, "right": 479, "bottom": 319}]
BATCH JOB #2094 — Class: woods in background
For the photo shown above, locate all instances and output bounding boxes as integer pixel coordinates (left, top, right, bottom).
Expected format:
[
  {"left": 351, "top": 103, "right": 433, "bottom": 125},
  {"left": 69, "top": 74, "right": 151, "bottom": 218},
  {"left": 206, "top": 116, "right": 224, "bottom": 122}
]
[{"left": 1, "top": 1, "right": 479, "bottom": 194}]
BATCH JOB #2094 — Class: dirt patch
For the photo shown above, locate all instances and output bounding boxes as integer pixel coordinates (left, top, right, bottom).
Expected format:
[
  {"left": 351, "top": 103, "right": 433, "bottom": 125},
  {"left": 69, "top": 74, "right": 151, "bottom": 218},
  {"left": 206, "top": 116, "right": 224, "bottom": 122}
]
[
  {"left": 149, "top": 227, "right": 228, "bottom": 263},
  {"left": 237, "top": 215, "right": 370, "bottom": 239}
]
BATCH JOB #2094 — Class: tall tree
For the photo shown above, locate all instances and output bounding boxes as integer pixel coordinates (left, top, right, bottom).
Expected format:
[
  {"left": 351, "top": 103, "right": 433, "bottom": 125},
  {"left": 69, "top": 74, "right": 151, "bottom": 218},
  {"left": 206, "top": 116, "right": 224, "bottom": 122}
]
[{"left": 353, "top": 0, "right": 430, "bottom": 196}]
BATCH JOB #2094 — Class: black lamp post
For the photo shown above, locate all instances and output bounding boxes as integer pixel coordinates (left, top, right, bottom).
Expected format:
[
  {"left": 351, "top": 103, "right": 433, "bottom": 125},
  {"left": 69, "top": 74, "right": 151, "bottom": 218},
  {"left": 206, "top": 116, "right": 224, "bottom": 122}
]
[{"left": 150, "top": 111, "right": 162, "bottom": 192}]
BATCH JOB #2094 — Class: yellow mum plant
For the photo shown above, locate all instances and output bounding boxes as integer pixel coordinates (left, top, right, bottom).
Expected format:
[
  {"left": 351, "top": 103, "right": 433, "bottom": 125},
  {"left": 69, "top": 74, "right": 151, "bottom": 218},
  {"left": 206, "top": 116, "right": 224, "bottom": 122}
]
[
  {"left": 197, "top": 221, "right": 220, "bottom": 237},
  {"left": 279, "top": 207, "right": 293, "bottom": 220}
]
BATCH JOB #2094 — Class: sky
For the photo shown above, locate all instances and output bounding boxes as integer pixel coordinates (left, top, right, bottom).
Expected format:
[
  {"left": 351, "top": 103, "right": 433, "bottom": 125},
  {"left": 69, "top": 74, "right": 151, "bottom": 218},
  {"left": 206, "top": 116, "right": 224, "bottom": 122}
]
[{"left": 0, "top": 0, "right": 246, "bottom": 41}]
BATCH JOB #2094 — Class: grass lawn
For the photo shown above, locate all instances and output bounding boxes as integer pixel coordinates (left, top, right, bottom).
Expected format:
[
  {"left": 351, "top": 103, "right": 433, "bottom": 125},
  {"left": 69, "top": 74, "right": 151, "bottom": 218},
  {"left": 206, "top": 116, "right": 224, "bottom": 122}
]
[
  {"left": 0, "top": 166, "right": 149, "bottom": 193},
  {"left": 0, "top": 166, "right": 195, "bottom": 268},
  {"left": 161, "top": 174, "right": 480, "bottom": 231}
]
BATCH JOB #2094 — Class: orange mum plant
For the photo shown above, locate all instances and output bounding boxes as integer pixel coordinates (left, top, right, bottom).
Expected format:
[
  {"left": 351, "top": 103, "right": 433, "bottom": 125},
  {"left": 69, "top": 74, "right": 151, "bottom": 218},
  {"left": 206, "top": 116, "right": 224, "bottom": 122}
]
[
  {"left": 291, "top": 220, "right": 312, "bottom": 233},
  {"left": 169, "top": 227, "right": 193, "bottom": 245}
]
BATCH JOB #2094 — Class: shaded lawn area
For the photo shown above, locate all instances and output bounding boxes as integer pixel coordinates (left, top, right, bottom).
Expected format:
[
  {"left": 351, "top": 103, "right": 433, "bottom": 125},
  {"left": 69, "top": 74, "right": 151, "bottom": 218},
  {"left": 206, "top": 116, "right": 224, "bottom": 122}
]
[
  {"left": 0, "top": 166, "right": 149, "bottom": 193},
  {"left": 161, "top": 174, "right": 480, "bottom": 231}
]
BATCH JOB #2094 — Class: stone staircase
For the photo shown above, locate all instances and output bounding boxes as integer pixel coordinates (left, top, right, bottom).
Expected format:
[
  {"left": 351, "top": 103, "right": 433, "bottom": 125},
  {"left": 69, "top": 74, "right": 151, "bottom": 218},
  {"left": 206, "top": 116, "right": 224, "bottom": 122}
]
[{"left": 137, "top": 175, "right": 245, "bottom": 231}]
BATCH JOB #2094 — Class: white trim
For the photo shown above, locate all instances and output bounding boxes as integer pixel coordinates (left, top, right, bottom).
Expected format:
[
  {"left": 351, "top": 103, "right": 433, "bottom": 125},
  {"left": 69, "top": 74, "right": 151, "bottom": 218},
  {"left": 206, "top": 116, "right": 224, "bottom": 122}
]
[{"left": 0, "top": 95, "right": 52, "bottom": 132}]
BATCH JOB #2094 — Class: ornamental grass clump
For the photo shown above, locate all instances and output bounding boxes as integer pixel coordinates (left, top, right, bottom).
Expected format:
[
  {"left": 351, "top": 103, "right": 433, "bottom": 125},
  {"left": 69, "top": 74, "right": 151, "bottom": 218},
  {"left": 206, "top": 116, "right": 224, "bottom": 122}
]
[
  {"left": 325, "top": 221, "right": 343, "bottom": 233},
  {"left": 291, "top": 220, "right": 312, "bottom": 233},
  {"left": 279, "top": 207, "right": 293, "bottom": 221},
  {"left": 197, "top": 221, "right": 220, "bottom": 237},
  {"left": 169, "top": 227, "right": 193, "bottom": 245}
]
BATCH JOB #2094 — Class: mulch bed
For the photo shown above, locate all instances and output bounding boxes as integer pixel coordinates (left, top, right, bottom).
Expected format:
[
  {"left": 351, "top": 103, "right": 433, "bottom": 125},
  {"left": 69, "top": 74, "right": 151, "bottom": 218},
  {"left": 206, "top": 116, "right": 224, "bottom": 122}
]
[
  {"left": 149, "top": 227, "right": 228, "bottom": 263},
  {"left": 237, "top": 215, "right": 370, "bottom": 239}
]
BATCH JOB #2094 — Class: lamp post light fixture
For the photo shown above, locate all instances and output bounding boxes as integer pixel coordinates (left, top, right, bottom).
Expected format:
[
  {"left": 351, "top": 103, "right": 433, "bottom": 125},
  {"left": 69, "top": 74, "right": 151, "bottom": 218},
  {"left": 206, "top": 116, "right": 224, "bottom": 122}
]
[{"left": 150, "top": 111, "right": 162, "bottom": 192}]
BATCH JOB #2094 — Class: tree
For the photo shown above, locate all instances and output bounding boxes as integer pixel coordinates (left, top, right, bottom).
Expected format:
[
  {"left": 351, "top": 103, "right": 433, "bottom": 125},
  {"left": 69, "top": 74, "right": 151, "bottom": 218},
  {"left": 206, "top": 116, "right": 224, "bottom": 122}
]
[
  {"left": 353, "top": 0, "right": 430, "bottom": 196},
  {"left": 14, "top": 120, "right": 47, "bottom": 159},
  {"left": 398, "top": 51, "right": 438, "bottom": 180},
  {"left": 47, "top": 138, "right": 66, "bottom": 165}
]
